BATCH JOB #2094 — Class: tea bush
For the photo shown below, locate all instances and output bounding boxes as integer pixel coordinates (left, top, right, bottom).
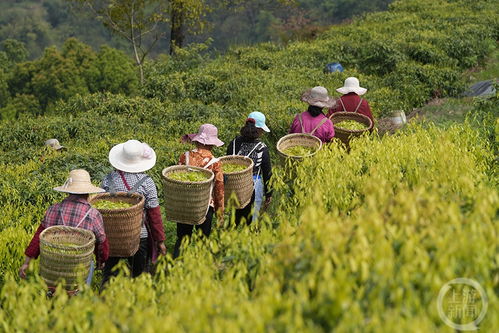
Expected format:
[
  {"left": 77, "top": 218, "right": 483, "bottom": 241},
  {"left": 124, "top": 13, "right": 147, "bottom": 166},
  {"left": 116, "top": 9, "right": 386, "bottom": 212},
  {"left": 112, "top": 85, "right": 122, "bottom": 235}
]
[{"left": 0, "top": 0, "right": 497, "bottom": 330}]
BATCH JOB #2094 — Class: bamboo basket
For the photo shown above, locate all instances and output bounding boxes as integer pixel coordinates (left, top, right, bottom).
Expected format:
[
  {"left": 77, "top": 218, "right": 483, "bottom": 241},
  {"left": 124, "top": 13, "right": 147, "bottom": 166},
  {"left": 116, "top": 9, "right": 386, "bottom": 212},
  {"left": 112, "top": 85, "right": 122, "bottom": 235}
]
[
  {"left": 276, "top": 133, "right": 322, "bottom": 160},
  {"left": 330, "top": 112, "right": 373, "bottom": 146},
  {"left": 220, "top": 155, "right": 254, "bottom": 209},
  {"left": 40, "top": 226, "right": 95, "bottom": 290},
  {"left": 88, "top": 192, "right": 144, "bottom": 257},
  {"left": 162, "top": 165, "right": 214, "bottom": 225}
]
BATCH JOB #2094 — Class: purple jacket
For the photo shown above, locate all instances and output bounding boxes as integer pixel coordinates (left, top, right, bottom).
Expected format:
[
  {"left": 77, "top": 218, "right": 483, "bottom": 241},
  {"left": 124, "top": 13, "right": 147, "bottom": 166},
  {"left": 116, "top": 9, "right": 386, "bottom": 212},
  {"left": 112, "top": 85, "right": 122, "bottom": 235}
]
[{"left": 289, "top": 111, "right": 335, "bottom": 143}]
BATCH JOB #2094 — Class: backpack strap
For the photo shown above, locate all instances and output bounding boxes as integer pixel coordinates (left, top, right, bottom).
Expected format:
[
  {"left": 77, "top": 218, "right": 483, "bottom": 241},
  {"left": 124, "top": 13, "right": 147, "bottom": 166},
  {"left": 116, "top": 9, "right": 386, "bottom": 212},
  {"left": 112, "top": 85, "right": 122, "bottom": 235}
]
[
  {"left": 354, "top": 98, "right": 363, "bottom": 113},
  {"left": 203, "top": 157, "right": 220, "bottom": 169},
  {"left": 128, "top": 176, "right": 149, "bottom": 195},
  {"left": 310, "top": 118, "right": 328, "bottom": 135},
  {"left": 75, "top": 209, "right": 92, "bottom": 228},
  {"left": 298, "top": 113, "right": 305, "bottom": 133},
  {"left": 245, "top": 142, "right": 263, "bottom": 158},
  {"left": 107, "top": 174, "right": 117, "bottom": 196},
  {"left": 339, "top": 98, "right": 347, "bottom": 112}
]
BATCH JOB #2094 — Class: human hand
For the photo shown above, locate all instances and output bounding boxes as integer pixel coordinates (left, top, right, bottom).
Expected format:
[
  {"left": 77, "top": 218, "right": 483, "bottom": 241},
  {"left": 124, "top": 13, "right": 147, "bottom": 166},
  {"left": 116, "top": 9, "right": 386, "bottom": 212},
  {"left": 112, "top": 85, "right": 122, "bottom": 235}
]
[
  {"left": 19, "top": 263, "right": 29, "bottom": 279},
  {"left": 157, "top": 242, "right": 167, "bottom": 256},
  {"left": 97, "top": 261, "right": 105, "bottom": 270},
  {"left": 19, "top": 257, "right": 32, "bottom": 279}
]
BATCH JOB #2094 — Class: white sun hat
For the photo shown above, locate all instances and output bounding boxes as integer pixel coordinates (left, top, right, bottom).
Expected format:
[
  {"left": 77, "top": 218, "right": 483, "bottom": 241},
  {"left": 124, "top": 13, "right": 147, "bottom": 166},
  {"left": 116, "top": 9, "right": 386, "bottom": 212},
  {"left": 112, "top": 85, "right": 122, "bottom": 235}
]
[
  {"left": 109, "top": 140, "right": 157, "bottom": 173},
  {"left": 301, "top": 86, "right": 336, "bottom": 108},
  {"left": 336, "top": 77, "right": 367, "bottom": 95},
  {"left": 45, "top": 138, "right": 65, "bottom": 150},
  {"left": 53, "top": 169, "right": 105, "bottom": 194}
]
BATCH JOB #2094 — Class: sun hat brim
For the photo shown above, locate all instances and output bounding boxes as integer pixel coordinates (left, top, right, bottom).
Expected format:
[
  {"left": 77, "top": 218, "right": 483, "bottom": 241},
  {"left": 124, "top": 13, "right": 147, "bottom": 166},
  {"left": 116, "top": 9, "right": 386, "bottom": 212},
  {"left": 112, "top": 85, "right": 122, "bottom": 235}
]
[
  {"left": 187, "top": 133, "right": 224, "bottom": 147},
  {"left": 257, "top": 123, "right": 270, "bottom": 132},
  {"left": 108, "top": 143, "right": 157, "bottom": 173},
  {"left": 53, "top": 185, "right": 105, "bottom": 194},
  {"left": 301, "top": 89, "right": 336, "bottom": 108},
  {"left": 336, "top": 86, "right": 367, "bottom": 96}
]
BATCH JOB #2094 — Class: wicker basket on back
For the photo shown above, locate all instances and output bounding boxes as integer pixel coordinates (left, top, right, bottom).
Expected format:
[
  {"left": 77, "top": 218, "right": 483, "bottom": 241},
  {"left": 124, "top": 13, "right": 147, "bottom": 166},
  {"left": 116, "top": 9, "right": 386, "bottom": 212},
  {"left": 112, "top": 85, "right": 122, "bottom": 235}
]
[
  {"left": 162, "top": 165, "right": 214, "bottom": 225},
  {"left": 276, "top": 133, "right": 322, "bottom": 160},
  {"left": 220, "top": 155, "right": 254, "bottom": 209},
  {"left": 40, "top": 226, "right": 95, "bottom": 290},
  {"left": 330, "top": 112, "right": 373, "bottom": 146},
  {"left": 88, "top": 192, "right": 145, "bottom": 257}
]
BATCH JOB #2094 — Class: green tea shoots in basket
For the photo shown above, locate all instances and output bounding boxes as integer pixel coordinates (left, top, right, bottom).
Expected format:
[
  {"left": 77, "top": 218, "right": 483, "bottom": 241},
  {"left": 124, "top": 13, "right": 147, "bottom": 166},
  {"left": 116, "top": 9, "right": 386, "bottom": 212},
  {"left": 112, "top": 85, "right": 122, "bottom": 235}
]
[
  {"left": 222, "top": 163, "right": 247, "bottom": 173},
  {"left": 92, "top": 200, "right": 134, "bottom": 210},
  {"left": 337, "top": 120, "right": 368, "bottom": 130},
  {"left": 168, "top": 170, "right": 210, "bottom": 182},
  {"left": 283, "top": 145, "right": 316, "bottom": 157}
]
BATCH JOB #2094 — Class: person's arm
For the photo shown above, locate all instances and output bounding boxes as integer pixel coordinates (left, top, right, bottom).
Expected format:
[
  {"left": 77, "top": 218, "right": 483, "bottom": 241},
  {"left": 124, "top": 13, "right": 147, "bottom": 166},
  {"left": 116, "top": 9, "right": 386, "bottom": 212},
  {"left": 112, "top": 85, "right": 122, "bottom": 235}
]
[
  {"left": 92, "top": 211, "right": 109, "bottom": 266},
  {"left": 101, "top": 174, "right": 110, "bottom": 191},
  {"left": 226, "top": 138, "right": 238, "bottom": 156},
  {"left": 20, "top": 224, "right": 45, "bottom": 278},
  {"left": 326, "top": 120, "right": 335, "bottom": 142},
  {"left": 142, "top": 177, "right": 166, "bottom": 255},
  {"left": 363, "top": 100, "right": 374, "bottom": 123},
  {"left": 261, "top": 146, "right": 272, "bottom": 198},
  {"left": 211, "top": 161, "right": 225, "bottom": 219},
  {"left": 289, "top": 114, "right": 300, "bottom": 134}
]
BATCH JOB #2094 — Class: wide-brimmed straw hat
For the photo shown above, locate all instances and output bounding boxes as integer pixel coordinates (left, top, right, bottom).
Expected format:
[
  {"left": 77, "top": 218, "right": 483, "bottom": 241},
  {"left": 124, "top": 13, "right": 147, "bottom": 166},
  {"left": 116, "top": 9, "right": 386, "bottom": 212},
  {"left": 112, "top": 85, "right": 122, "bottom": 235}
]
[
  {"left": 185, "top": 124, "right": 224, "bottom": 147},
  {"left": 53, "top": 169, "right": 105, "bottom": 194},
  {"left": 45, "top": 138, "right": 65, "bottom": 150},
  {"left": 109, "top": 140, "right": 157, "bottom": 173},
  {"left": 301, "top": 86, "right": 336, "bottom": 108},
  {"left": 336, "top": 77, "right": 367, "bottom": 95}
]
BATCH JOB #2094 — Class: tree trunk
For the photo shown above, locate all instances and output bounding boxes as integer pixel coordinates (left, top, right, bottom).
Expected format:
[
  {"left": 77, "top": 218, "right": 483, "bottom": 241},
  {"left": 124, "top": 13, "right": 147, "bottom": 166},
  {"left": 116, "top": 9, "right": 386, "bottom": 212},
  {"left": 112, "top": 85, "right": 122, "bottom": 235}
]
[{"left": 170, "top": 1, "right": 185, "bottom": 55}]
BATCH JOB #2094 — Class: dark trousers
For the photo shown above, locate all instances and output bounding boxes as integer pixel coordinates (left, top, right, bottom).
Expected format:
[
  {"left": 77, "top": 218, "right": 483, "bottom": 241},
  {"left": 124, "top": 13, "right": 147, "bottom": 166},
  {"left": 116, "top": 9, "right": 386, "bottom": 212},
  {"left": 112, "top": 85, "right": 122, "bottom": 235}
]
[
  {"left": 234, "top": 191, "right": 255, "bottom": 226},
  {"left": 173, "top": 207, "right": 214, "bottom": 258},
  {"left": 101, "top": 238, "right": 148, "bottom": 288}
]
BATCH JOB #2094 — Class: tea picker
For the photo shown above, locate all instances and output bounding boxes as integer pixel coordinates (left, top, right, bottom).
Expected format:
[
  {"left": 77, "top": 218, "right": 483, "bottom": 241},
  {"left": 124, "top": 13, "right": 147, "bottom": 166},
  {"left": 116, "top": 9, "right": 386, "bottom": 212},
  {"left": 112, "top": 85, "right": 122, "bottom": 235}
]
[
  {"left": 226, "top": 112, "right": 273, "bottom": 226},
  {"left": 99, "top": 140, "right": 166, "bottom": 287},
  {"left": 19, "top": 169, "right": 109, "bottom": 295}
]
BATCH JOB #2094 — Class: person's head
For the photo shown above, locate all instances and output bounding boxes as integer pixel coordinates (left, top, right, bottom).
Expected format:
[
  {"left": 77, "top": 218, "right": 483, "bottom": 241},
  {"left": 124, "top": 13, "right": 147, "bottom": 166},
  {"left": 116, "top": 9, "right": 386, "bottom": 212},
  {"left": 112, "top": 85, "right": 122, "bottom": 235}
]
[
  {"left": 53, "top": 169, "right": 105, "bottom": 197},
  {"left": 241, "top": 111, "right": 270, "bottom": 140},
  {"left": 185, "top": 124, "right": 224, "bottom": 149},
  {"left": 307, "top": 105, "right": 324, "bottom": 117},
  {"left": 336, "top": 77, "right": 367, "bottom": 96},
  {"left": 45, "top": 138, "right": 65, "bottom": 151},
  {"left": 301, "top": 86, "right": 336, "bottom": 109},
  {"left": 108, "top": 140, "right": 156, "bottom": 173}
]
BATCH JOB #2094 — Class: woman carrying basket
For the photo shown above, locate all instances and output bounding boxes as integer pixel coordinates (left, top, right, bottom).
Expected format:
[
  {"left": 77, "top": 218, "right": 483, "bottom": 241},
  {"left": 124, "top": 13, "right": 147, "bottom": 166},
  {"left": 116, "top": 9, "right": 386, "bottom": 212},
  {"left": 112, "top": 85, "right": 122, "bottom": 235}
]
[
  {"left": 227, "top": 112, "right": 272, "bottom": 225},
  {"left": 173, "top": 124, "right": 225, "bottom": 258},
  {"left": 19, "top": 169, "right": 109, "bottom": 291},
  {"left": 327, "top": 77, "right": 374, "bottom": 124},
  {"left": 289, "top": 86, "right": 336, "bottom": 143},
  {"left": 101, "top": 140, "right": 166, "bottom": 286}
]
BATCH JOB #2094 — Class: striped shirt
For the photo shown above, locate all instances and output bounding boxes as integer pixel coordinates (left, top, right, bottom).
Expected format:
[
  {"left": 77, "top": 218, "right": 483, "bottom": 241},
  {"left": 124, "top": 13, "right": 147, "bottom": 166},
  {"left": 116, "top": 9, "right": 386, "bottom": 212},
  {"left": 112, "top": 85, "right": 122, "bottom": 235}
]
[{"left": 102, "top": 171, "right": 160, "bottom": 238}]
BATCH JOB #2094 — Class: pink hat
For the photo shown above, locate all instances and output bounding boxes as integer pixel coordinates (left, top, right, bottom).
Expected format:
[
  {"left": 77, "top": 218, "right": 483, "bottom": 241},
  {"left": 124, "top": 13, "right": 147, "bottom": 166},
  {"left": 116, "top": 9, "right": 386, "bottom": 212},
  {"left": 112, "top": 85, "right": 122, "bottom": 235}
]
[{"left": 185, "top": 124, "right": 224, "bottom": 147}]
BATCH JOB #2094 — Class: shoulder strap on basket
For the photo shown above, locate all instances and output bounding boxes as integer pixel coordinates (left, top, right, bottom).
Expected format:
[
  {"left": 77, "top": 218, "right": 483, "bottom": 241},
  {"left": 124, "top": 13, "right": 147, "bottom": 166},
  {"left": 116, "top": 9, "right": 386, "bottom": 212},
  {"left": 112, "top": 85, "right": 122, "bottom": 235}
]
[
  {"left": 204, "top": 157, "right": 219, "bottom": 169},
  {"left": 107, "top": 174, "right": 117, "bottom": 196},
  {"left": 128, "top": 176, "right": 149, "bottom": 195},
  {"left": 75, "top": 208, "right": 92, "bottom": 228},
  {"left": 245, "top": 142, "right": 263, "bottom": 158},
  {"left": 354, "top": 98, "right": 363, "bottom": 113},
  {"left": 58, "top": 206, "right": 66, "bottom": 226},
  {"left": 310, "top": 118, "right": 327, "bottom": 135},
  {"left": 232, "top": 140, "right": 236, "bottom": 155},
  {"left": 339, "top": 98, "right": 347, "bottom": 112},
  {"left": 298, "top": 113, "right": 305, "bottom": 133},
  {"left": 185, "top": 151, "right": 190, "bottom": 166}
]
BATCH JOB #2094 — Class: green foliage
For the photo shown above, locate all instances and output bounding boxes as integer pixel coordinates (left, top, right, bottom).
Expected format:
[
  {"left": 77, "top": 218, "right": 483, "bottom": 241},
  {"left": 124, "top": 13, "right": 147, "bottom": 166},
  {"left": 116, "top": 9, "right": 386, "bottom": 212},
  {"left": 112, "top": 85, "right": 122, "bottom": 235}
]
[
  {"left": 0, "top": 1, "right": 497, "bottom": 330},
  {"left": 4, "top": 38, "right": 138, "bottom": 117}
]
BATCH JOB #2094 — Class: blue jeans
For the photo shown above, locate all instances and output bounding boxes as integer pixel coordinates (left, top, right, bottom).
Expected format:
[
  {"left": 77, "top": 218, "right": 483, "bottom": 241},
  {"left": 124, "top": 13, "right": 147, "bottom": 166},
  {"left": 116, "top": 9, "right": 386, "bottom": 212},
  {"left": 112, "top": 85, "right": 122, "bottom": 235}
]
[
  {"left": 252, "top": 175, "right": 264, "bottom": 222},
  {"left": 86, "top": 260, "right": 94, "bottom": 285}
]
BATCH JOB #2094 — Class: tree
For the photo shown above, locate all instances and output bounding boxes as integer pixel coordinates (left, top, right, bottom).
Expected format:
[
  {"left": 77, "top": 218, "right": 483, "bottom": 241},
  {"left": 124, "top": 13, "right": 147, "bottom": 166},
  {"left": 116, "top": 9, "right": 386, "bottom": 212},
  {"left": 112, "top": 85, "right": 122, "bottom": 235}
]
[{"left": 71, "top": 0, "right": 169, "bottom": 84}]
